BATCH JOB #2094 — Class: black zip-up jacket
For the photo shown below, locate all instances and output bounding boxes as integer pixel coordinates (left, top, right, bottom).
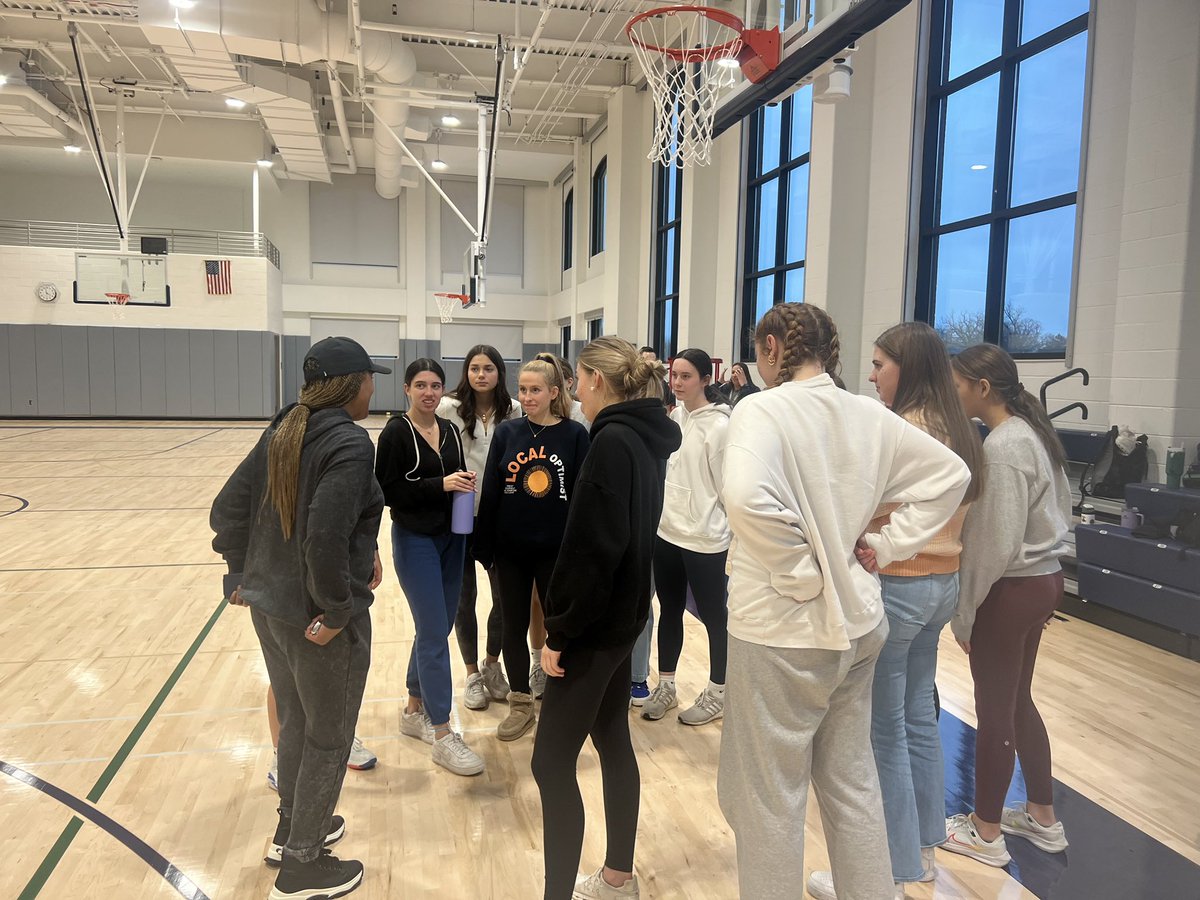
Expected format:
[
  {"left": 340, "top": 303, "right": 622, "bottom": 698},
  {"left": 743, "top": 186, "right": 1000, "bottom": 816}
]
[
  {"left": 544, "top": 398, "right": 682, "bottom": 651},
  {"left": 210, "top": 405, "right": 384, "bottom": 630},
  {"left": 375, "top": 414, "right": 466, "bottom": 535}
]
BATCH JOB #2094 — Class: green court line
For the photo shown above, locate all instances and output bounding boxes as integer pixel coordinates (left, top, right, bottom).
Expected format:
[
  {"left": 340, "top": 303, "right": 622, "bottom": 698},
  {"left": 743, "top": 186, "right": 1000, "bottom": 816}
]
[{"left": 18, "top": 598, "right": 228, "bottom": 898}]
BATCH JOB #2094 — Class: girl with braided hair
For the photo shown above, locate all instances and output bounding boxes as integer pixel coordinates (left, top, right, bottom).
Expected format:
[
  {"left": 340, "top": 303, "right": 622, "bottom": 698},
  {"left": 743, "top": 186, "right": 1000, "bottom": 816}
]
[
  {"left": 944, "top": 344, "right": 1071, "bottom": 868},
  {"left": 211, "top": 336, "right": 389, "bottom": 899},
  {"left": 719, "top": 304, "right": 971, "bottom": 900}
]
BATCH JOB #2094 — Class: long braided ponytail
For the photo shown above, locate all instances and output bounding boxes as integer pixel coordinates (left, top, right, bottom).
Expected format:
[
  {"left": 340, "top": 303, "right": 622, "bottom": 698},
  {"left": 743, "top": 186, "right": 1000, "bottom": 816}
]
[
  {"left": 267, "top": 372, "right": 366, "bottom": 540},
  {"left": 753, "top": 302, "right": 842, "bottom": 386}
]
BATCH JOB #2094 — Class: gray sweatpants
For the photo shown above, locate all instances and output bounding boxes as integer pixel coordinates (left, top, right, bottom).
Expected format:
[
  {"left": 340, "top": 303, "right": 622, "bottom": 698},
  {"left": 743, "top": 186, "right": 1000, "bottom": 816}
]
[
  {"left": 252, "top": 608, "right": 371, "bottom": 863},
  {"left": 718, "top": 621, "right": 893, "bottom": 900}
]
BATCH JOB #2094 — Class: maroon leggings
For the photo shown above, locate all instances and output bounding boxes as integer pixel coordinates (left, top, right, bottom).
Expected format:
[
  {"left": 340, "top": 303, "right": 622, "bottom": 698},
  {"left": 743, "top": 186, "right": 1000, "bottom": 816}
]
[{"left": 969, "top": 571, "right": 1063, "bottom": 823}]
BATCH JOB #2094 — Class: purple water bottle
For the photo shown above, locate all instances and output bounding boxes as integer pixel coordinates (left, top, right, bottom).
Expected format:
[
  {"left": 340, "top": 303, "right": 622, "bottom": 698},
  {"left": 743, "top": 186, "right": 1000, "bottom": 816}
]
[{"left": 451, "top": 487, "right": 475, "bottom": 535}]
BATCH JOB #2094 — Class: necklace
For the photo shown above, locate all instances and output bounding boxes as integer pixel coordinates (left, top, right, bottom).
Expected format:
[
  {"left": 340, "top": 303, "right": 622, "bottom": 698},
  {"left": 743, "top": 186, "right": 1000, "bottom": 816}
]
[
  {"left": 407, "top": 414, "right": 438, "bottom": 440},
  {"left": 527, "top": 416, "right": 558, "bottom": 439}
]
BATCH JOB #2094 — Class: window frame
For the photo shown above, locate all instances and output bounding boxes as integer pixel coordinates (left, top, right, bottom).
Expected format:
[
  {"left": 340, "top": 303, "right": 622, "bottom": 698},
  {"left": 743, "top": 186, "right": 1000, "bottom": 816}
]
[
  {"left": 562, "top": 187, "right": 574, "bottom": 272},
  {"left": 739, "top": 89, "right": 812, "bottom": 361},
  {"left": 651, "top": 157, "right": 684, "bottom": 361},
  {"left": 560, "top": 323, "right": 572, "bottom": 359},
  {"left": 590, "top": 157, "right": 607, "bottom": 258},
  {"left": 914, "top": 0, "right": 1090, "bottom": 359}
]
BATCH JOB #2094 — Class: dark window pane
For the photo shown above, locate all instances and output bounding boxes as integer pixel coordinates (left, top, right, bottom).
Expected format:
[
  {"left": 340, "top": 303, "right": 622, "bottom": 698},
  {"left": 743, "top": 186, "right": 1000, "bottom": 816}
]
[
  {"left": 783, "top": 266, "right": 805, "bottom": 303},
  {"left": 756, "top": 179, "right": 780, "bottom": 272},
  {"left": 1010, "top": 32, "right": 1088, "bottom": 207},
  {"left": 1021, "top": 0, "right": 1087, "bottom": 43},
  {"left": 933, "top": 224, "right": 991, "bottom": 352},
  {"left": 789, "top": 85, "right": 813, "bottom": 160},
  {"left": 939, "top": 73, "right": 1000, "bottom": 225},
  {"left": 759, "top": 102, "right": 783, "bottom": 175},
  {"left": 785, "top": 163, "right": 809, "bottom": 264},
  {"left": 563, "top": 190, "right": 573, "bottom": 271},
  {"left": 947, "top": 0, "right": 1005, "bottom": 81},
  {"left": 1002, "top": 204, "right": 1074, "bottom": 354}
]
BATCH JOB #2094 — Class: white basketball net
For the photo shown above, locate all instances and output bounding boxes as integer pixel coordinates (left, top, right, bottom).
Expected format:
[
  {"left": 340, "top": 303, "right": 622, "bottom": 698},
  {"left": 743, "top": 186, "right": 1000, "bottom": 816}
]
[
  {"left": 105, "top": 292, "right": 128, "bottom": 321},
  {"left": 434, "top": 293, "right": 465, "bottom": 324},
  {"left": 628, "top": 9, "right": 742, "bottom": 167}
]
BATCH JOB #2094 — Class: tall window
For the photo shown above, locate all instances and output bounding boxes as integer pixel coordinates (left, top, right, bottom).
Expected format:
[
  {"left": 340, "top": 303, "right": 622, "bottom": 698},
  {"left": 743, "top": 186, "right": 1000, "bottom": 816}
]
[
  {"left": 562, "top": 188, "right": 574, "bottom": 271},
  {"left": 652, "top": 158, "right": 684, "bottom": 360},
  {"left": 560, "top": 323, "right": 572, "bottom": 358},
  {"left": 741, "top": 85, "right": 812, "bottom": 360},
  {"left": 587, "top": 316, "right": 604, "bottom": 341},
  {"left": 590, "top": 157, "right": 607, "bottom": 257},
  {"left": 916, "top": 0, "right": 1089, "bottom": 357}
]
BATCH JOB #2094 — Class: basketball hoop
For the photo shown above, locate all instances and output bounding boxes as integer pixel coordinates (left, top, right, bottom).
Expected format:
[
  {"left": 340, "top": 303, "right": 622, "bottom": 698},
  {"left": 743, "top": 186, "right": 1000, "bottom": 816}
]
[
  {"left": 104, "top": 292, "right": 130, "bottom": 320},
  {"left": 627, "top": 5, "right": 779, "bottom": 167},
  {"left": 434, "top": 292, "right": 472, "bottom": 324}
]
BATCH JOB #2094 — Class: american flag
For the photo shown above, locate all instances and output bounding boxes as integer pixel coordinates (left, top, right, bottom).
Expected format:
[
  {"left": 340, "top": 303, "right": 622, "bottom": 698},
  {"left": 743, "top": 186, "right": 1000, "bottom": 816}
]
[{"left": 205, "top": 259, "right": 232, "bottom": 295}]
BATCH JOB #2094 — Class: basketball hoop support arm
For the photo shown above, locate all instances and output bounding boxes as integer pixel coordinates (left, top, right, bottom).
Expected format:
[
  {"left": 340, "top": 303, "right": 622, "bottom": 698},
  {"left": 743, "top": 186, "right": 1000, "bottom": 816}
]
[{"left": 362, "top": 97, "right": 480, "bottom": 239}]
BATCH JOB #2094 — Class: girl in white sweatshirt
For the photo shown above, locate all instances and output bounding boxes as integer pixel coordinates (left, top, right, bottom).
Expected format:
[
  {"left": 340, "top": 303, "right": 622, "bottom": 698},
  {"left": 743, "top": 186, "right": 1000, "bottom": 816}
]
[
  {"left": 642, "top": 348, "right": 732, "bottom": 726},
  {"left": 718, "top": 303, "right": 971, "bottom": 900}
]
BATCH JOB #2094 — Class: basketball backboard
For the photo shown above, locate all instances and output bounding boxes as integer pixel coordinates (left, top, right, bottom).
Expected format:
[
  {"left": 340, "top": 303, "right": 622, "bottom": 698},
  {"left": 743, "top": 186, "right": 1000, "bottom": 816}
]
[{"left": 74, "top": 252, "right": 171, "bottom": 307}]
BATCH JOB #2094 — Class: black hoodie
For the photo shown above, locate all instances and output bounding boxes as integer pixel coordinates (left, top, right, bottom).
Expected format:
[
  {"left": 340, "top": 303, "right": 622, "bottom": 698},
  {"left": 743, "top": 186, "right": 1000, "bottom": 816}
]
[
  {"left": 210, "top": 405, "right": 384, "bottom": 631},
  {"left": 544, "top": 398, "right": 682, "bottom": 652}
]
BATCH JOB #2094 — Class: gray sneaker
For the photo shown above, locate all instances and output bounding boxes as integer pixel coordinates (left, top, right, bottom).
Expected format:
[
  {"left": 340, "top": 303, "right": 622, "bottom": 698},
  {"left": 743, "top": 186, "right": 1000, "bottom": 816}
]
[
  {"left": 678, "top": 688, "right": 723, "bottom": 725},
  {"left": 640, "top": 682, "right": 678, "bottom": 720},
  {"left": 400, "top": 709, "right": 434, "bottom": 745},
  {"left": 431, "top": 731, "right": 485, "bottom": 776},
  {"left": 530, "top": 661, "right": 547, "bottom": 700},
  {"left": 480, "top": 661, "right": 511, "bottom": 701},
  {"left": 464, "top": 672, "right": 489, "bottom": 711},
  {"left": 572, "top": 867, "right": 639, "bottom": 899}
]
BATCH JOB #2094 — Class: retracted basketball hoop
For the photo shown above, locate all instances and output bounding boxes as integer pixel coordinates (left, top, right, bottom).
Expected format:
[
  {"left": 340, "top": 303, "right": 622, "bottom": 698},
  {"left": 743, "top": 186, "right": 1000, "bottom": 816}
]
[{"left": 627, "top": 5, "right": 779, "bottom": 167}]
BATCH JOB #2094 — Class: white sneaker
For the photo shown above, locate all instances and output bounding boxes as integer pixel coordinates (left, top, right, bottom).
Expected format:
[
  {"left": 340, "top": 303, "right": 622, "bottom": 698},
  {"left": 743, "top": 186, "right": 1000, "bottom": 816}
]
[
  {"left": 431, "top": 731, "right": 485, "bottom": 776},
  {"left": 572, "top": 867, "right": 639, "bottom": 899},
  {"left": 267, "top": 748, "right": 278, "bottom": 792},
  {"left": 346, "top": 736, "right": 377, "bottom": 771},
  {"left": 530, "top": 661, "right": 547, "bottom": 700},
  {"left": 480, "top": 660, "right": 510, "bottom": 701},
  {"left": 919, "top": 846, "right": 936, "bottom": 882},
  {"left": 677, "top": 687, "right": 723, "bottom": 725},
  {"left": 640, "top": 682, "right": 677, "bottom": 721},
  {"left": 942, "top": 814, "right": 1012, "bottom": 867},
  {"left": 464, "top": 672, "right": 489, "bottom": 710},
  {"left": 805, "top": 871, "right": 905, "bottom": 900},
  {"left": 400, "top": 709, "right": 434, "bottom": 745},
  {"left": 1001, "top": 803, "right": 1069, "bottom": 852}
]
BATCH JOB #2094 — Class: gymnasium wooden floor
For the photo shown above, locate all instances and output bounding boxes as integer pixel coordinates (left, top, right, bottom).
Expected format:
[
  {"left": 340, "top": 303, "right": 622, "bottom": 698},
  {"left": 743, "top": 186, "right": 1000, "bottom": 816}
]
[{"left": 1, "top": 420, "right": 1198, "bottom": 899}]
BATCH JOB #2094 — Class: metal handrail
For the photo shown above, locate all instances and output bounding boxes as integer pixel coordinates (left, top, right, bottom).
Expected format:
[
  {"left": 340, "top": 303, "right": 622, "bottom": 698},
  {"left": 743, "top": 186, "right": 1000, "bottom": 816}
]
[{"left": 0, "top": 219, "right": 281, "bottom": 269}]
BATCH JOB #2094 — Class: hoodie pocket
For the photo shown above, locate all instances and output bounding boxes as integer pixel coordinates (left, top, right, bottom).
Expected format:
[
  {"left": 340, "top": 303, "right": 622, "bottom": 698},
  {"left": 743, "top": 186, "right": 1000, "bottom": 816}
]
[{"left": 663, "top": 479, "right": 696, "bottom": 523}]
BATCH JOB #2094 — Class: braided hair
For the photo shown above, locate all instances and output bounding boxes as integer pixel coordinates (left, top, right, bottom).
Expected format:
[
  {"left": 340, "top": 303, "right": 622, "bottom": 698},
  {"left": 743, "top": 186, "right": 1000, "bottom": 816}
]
[
  {"left": 753, "top": 302, "right": 842, "bottom": 387},
  {"left": 267, "top": 371, "right": 366, "bottom": 540}
]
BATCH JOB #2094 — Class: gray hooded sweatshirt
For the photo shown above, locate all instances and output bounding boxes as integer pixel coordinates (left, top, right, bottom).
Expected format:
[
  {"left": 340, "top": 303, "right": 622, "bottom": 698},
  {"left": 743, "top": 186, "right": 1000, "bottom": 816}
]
[{"left": 210, "top": 404, "right": 384, "bottom": 630}]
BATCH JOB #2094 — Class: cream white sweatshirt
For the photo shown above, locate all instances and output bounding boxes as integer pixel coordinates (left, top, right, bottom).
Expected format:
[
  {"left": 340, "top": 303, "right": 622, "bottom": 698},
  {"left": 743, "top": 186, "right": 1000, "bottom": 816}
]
[
  {"left": 436, "top": 395, "right": 521, "bottom": 514},
  {"left": 658, "top": 402, "right": 732, "bottom": 554},
  {"left": 722, "top": 374, "right": 971, "bottom": 651},
  {"left": 953, "top": 416, "right": 1071, "bottom": 642}
]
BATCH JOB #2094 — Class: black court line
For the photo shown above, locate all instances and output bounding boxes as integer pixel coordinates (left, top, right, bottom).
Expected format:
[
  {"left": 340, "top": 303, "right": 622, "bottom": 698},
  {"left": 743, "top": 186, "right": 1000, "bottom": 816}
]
[
  {"left": 1, "top": 760, "right": 210, "bottom": 900},
  {"left": 0, "top": 493, "right": 30, "bottom": 518},
  {"left": 0, "top": 562, "right": 223, "bottom": 573},
  {"left": 21, "top": 507, "right": 211, "bottom": 513},
  {"left": 0, "top": 429, "right": 53, "bottom": 443}
]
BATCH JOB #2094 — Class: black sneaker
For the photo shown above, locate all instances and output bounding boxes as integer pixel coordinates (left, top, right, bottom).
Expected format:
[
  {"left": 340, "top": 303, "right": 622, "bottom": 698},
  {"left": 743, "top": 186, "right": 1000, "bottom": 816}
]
[
  {"left": 268, "top": 850, "right": 363, "bottom": 900},
  {"left": 265, "top": 813, "right": 346, "bottom": 867}
]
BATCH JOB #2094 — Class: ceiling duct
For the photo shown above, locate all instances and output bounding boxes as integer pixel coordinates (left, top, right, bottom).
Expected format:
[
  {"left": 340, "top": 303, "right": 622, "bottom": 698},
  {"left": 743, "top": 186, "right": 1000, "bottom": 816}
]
[
  {"left": 138, "top": 0, "right": 416, "bottom": 194},
  {"left": 0, "top": 49, "right": 85, "bottom": 140}
]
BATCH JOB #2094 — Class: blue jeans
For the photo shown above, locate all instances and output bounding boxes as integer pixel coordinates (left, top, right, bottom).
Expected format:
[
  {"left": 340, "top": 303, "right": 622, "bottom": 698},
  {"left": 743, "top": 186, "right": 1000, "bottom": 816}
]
[
  {"left": 870, "top": 572, "right": 958, "bottom": 882},
  {"left": 630, "top": 574, "right": 655, "bottom": 683},
  {"left": 391, "top": 523, "right": 466, "bottom": 727}
]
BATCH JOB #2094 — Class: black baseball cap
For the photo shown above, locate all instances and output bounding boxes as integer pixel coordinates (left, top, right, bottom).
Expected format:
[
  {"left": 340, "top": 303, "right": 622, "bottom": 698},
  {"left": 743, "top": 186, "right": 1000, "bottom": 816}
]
[{"left": 303, "top": 336, "right": 392, "bottom": 383}]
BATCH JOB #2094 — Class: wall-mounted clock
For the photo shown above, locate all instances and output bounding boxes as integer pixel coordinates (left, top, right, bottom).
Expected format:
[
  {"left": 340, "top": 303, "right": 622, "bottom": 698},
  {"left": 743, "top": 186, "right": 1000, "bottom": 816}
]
[{"left": 36, "top": 282, "right": 59, "bottom": 303}]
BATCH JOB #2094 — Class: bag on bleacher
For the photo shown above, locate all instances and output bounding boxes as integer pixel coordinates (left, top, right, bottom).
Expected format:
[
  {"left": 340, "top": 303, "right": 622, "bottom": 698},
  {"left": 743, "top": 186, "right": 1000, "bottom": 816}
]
[
  {"left": 1175, "top": 511, "right": 1200, "bottom": 550},
  {"left": 1080, "top": 425, "right": 1148, "bottom": 499}
]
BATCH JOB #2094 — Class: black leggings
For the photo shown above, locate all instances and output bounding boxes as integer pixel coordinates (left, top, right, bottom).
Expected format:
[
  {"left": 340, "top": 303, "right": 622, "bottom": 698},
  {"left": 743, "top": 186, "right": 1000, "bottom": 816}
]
[
  {"left": 652, "top": 537, "right": 729, "bottom": 683},
  {"left": 494, "top": 553, "right": 555, "bottom": 694},
  {"left": 532, "top": 641, "right": 639, "bottom": 900},
  {"left": 454, "top": 531, "right": 504, "bottom": 666}
]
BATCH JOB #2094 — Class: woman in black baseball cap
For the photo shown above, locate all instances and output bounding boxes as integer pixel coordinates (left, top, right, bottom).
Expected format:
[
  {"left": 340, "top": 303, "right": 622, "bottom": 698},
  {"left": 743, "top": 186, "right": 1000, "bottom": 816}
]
[{"left": 211, "top": 335, "right": 389, "bottom": 900}]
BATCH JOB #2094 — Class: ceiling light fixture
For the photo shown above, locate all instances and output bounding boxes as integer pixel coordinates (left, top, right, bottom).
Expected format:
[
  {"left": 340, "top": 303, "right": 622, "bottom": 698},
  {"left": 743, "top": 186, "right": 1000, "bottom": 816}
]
[
  {"left": 170, "top": 0, "right": 196, "bottom": 9},
  {"left": 970, "top": 164, "right": 988, "bottom": 170},
  {"left": 256, "top": 157, "right": 274, "bottom": 168},
  {"left": 716, "top": 58, "right": 740, "bottom": 69},
  {"left": 431, "top": 129, "right": 447, "bottom": 171},
  {"left": 441, "top": 114, "right": 461, "bottom": 127},
  {"left": 225, "top": 97, "right": 247, "bottom": 110},
  {"left": 0, "top": 75, "right": 8, "bottom": 86},
  {"left": 64, "top": 144, "right": 83, "bottom": 153}
]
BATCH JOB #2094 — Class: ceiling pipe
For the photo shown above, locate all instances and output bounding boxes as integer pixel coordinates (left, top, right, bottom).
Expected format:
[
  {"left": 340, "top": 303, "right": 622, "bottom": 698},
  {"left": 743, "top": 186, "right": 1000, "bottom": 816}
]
[
  {"left": 507, "top": 0, "right": 555, "bottom": 106},
  {"left": 361, "top": 20, "right": 633, "bottom": 60},
  {"left": 326, "top": 63, "right": 357, "bottom": 174},
  {"left": 0, "top": 82, "right": 87, "bottom": 135}
]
